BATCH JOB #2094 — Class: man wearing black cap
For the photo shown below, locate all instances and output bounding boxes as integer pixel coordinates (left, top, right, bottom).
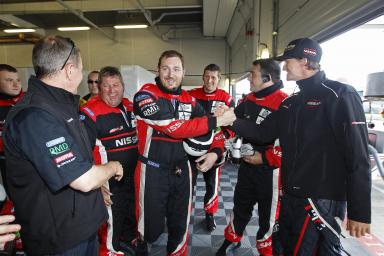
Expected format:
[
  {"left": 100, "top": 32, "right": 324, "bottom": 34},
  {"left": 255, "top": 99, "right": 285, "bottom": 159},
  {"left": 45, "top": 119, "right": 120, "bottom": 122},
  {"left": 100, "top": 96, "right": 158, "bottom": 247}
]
[{"left": 229, "top": 38, "right": 371, "bottom": 255}]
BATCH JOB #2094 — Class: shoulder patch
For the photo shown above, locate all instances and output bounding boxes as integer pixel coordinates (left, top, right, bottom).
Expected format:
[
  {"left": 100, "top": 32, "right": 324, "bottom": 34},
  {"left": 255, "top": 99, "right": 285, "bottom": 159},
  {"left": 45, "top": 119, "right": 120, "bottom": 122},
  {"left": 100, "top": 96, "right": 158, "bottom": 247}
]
[
  {"left": 135, "top": 94, "right": 151, "bottom": 102},
  {"left": 82, "top": 107, "right": 95, "bottom": 117}
]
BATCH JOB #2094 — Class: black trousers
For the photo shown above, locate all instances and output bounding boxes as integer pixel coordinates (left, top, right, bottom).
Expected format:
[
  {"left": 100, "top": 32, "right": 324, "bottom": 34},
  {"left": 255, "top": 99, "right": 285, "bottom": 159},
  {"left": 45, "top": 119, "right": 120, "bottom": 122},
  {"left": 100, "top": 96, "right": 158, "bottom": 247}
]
[
  {"left": 279, "top": 194, "right": 346, "bottom": 256},
  {"left": 137, "top": 160, "right": 191, "bottom": 255},
  {"left": 191, "top": 162, "right": 220, "bottom": 214},
  {"left": 224, "top": 163, "right": 280, "bottom": 255}
]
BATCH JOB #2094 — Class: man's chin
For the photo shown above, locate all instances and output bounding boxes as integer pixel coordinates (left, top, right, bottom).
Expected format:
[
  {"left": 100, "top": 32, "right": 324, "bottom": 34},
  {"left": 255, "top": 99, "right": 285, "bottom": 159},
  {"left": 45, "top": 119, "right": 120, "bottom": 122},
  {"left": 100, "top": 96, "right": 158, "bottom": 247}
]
[{"left": 165, "top": 85, "right": 180, "bottom": 91}]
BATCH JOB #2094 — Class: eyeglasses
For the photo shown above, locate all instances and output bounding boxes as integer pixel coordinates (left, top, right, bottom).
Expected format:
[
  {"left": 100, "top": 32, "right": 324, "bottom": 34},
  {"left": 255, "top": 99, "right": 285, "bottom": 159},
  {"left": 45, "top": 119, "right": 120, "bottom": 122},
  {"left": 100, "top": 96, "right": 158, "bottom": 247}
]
[
  {"left": 87, "top": 80, "right": 98, "bottom": 84},
  {"left": 60, "top": 38, "right": 75, "bottom": 70}
]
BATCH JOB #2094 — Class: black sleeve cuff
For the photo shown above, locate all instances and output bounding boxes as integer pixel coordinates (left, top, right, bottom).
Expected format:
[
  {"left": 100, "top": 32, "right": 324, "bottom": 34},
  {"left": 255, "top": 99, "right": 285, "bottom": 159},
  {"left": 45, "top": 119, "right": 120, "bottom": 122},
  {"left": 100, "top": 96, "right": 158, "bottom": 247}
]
[
  {"left": 261, "top": 151, "right": 267, "bottom": 165},
  {"left": 209, "top": 147, "right": 223, "bottom": 159},
  {"left": 208, "top": 116, "right": 217, "bottom": 131}
]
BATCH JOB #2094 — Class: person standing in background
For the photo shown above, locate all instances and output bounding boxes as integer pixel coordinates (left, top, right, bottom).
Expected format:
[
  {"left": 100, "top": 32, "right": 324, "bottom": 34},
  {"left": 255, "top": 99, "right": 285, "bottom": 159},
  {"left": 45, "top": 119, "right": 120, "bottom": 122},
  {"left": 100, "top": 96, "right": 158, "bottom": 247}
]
[
  {"left": 80, "top": 70, "right": 99, "bottom": 106},
  {"left": 188, "top": 63, "right": 235, "bottom": 232}
]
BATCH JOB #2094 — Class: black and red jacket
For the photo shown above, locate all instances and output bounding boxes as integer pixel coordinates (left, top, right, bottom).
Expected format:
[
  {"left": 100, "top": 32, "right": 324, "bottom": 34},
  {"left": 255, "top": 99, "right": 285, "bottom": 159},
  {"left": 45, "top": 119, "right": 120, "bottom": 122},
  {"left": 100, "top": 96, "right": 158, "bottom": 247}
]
[
  {"left": 80, "top": 96, "right": 138, "bottom": 194},
  {"left": 235, "top": 83, "right": 287, "bottom": 167},
  {"left": 133, "top": 82, "right": 217, "bottom": 167},
  {"left": 0, "top": 91, "right": 24, "bottom": 158},
  {"left": 188, "top": 87, "right": 235, "bottom": 158}
]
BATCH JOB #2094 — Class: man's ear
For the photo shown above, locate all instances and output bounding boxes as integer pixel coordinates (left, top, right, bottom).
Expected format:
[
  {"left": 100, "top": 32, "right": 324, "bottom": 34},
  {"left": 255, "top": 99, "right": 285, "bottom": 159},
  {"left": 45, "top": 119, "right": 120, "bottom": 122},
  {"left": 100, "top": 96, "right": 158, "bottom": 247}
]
[
  {"left": 64, "top": 63, "right": 73, "bottom": 79},
  {"left": 183, "top": 69, "right": 186, "bottom": 78}
]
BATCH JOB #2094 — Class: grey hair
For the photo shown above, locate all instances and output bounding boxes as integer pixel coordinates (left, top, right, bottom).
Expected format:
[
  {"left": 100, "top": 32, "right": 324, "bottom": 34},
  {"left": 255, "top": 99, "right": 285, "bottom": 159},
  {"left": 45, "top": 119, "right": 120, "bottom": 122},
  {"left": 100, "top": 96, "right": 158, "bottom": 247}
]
[
  {"left": 32, "top": 35, "right": 80, "bottom": 79},
  {"left": 306, "top": 60, "right": 321, "bottom": 71}
]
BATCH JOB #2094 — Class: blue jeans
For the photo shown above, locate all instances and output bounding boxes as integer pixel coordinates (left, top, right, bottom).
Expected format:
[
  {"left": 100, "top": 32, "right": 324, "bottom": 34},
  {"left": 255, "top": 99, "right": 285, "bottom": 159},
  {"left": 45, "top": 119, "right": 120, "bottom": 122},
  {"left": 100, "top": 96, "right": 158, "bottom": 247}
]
[{"left": 47, "top": 233, "right": 98, "bottom": 256}]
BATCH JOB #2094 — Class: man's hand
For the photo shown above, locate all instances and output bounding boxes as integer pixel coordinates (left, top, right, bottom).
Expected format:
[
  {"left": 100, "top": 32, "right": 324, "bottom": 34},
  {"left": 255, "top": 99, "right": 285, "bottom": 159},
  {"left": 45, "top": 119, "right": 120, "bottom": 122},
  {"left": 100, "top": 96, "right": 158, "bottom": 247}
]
[
  {"left": 214, "top": 104, "right": 229, "bottom": 117},
  {"left": 216, "top": 108, "right": 236, "bottom": 127},
  {"left": 0, "top": 215, "right": 21, "bottom": 250},
  {"left": 346, "top": 219, "right": 370, "bottom": 238},
  {"left": 196, "top": 152, "right": 218, "bottom": 172},
  {"left": 101, "top": 185, "right": 113, "bottom": 206},
  {"left": 242, "top": 151, "right": 263, "bottom": 165},
  {"left": 106, "top": 161, "right": 124, "bottom": 181}
]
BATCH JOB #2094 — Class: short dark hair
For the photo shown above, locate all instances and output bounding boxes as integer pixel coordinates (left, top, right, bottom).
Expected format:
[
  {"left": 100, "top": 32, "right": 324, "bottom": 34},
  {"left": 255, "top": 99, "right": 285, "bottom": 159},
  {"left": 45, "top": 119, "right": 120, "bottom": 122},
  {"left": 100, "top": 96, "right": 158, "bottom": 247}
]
[
  {"left": 252, "top": 58, "right": 281, "bottom": 83},
  {"left": 88, "top": 70, "right": 99, "bottom": 78},
  {"left": 32, "top": 35, "right": 80, "bottom": 79},
  {"left": 0, "top": 64, "right": 17, "bottom": 73},
  {"left": 203, "top": 64, "right": 221, "bottom": 77},
  {"left": 157, "top": 50, "right": 184, "bottom": 69},
  {"left": 98, "top": 66, "right": 124, "bottom": 87}
]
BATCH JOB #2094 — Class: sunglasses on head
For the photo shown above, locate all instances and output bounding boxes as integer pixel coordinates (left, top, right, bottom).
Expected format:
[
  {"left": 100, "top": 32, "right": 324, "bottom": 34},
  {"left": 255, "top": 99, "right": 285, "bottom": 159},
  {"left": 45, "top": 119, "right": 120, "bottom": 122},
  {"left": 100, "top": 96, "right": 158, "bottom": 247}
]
[{"left": 60, "top": 38, "right": 75, "bottom": 70}]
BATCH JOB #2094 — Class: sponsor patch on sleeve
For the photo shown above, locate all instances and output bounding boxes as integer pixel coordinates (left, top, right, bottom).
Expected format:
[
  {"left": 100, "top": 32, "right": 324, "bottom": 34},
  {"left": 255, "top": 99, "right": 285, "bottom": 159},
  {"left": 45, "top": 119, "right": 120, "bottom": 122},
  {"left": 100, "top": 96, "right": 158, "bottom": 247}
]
[
  {"left": 54, "top": 151, "right": 77, "bottom": 168},
  {"left": 135, "top": 93, "right": 151, "bottom": 102},
  {"left": 82, "top": 107, "right": 94, "bottom": 117},
  {"left": 141, "top": 103, "right": 160, "bottom": 116},
  {"left": 46, "top": 137, "right": 65, "bottom": 147}
]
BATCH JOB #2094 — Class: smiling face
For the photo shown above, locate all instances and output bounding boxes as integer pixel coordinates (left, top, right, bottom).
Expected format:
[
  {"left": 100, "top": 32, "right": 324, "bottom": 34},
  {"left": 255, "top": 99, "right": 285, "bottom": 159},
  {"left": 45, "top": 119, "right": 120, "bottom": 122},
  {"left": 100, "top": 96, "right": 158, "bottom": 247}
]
[
  {"left": 99, "top": 75, "right": 124, "bottom": 107},
  {"left": 158, "top": 56, "right": 184, "bottom": 91},
  {"left": 203, "top": 70, "right": 220, "bottom": 93}
]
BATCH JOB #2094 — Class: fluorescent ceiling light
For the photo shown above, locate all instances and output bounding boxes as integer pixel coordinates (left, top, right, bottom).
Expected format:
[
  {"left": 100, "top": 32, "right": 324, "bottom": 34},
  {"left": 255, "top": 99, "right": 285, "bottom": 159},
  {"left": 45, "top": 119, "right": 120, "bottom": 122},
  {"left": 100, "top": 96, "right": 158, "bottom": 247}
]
[
  {"left": 114, "top": 25, "right": 148, "bottom": 29},
  {"left": 4, "top": 28, "right": 36, "bottom": 33},
  {"left": 57, "top": 27, "right": 90, "bottom": 31}
]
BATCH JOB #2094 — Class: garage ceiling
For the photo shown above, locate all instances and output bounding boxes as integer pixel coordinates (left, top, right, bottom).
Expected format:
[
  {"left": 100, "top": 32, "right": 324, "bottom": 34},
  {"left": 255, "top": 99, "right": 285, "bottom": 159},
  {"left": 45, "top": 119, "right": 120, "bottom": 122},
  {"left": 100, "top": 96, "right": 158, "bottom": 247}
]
[{"left": 0, "top": 0, "right": 238, "bottom": 43}]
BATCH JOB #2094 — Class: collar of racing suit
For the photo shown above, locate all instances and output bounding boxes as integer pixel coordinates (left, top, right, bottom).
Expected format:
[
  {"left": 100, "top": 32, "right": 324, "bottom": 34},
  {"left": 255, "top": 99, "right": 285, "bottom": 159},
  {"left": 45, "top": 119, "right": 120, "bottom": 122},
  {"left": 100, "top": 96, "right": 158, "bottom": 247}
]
[
  {"left": 27, "top": 75, "right": 80, "bottom": 106},
  {"left": 296, "top": 70, "right": 326, "bottom": 93},
  {"left": 253, "top": 80, "right": 283, "bottom": 98},
  {"left": 155, "top": 76, "right": 182, "bottom": 95},
  {"left": 0, "top": 91, "right": 23, "bottom": 101}
]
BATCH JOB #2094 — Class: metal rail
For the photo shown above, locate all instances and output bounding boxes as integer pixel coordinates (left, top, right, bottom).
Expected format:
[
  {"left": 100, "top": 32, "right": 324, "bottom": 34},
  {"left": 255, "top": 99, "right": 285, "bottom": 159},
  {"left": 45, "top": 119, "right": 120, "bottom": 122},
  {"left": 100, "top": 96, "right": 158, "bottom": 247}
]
[{"left": 368, "top": 144, "right": 384, "bottom": 180}]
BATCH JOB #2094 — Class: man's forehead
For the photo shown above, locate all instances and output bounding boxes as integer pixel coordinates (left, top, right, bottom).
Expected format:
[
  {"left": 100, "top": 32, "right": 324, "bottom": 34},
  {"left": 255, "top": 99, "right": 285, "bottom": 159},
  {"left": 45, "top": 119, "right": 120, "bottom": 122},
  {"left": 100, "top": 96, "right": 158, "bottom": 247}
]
[
  {"left": 250, "top": 64, "right": 261, "bottom": 72},
  {"left": 160, "top": 56, "right": 183, "bottom": 66},
  {"left": 203, "top": 70, "right": 219, "bottom": 77},
  {"left": 101, "top": 75, "right": 122, "bottom": 84},
  {"left": 0, "top": 70, "right": 18, "bottom": 77},
  {"left": 88, "top": 73, "right": 98, "bottom": 78}
]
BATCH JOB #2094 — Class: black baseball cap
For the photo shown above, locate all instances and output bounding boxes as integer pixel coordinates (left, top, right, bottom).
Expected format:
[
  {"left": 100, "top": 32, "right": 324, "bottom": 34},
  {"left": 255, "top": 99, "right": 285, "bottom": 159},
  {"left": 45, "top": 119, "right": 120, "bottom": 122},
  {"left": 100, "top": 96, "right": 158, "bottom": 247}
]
[{"left": 275, "top": 38, "right": 322, "bottom": 62}]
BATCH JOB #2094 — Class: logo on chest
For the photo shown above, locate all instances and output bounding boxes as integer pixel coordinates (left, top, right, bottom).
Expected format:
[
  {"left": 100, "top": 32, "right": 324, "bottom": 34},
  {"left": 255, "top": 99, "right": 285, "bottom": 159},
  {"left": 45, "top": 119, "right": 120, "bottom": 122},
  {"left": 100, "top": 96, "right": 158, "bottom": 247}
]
[
  {"left": 115, "top": 136, "right": 138, "bottom": 147},
  {"left": 306, "top": 99, "right": 322, "bottom": 108},
  {"left": 255, "top": 108, "right": 271, "bottom": 124},
  {"left": 210, "top": 101, "right": 225, "bottom": 114},
  {"left": 178, "top": 103, "right": 192, "bottom": 120}
]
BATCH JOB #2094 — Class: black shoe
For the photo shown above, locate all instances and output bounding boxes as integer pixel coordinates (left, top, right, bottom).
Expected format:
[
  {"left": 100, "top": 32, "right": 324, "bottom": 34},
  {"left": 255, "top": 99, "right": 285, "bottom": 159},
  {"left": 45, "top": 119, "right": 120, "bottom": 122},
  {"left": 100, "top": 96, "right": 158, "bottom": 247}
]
[
  {"left": 216, "top": 240, "right": 240, "bottom": 256},
  {"left": 135, "top": 240, "right": 148, "bottom": 256},
  {"left": 119, "top": 241, "right": 136, "bottom": 256},
  {"left": 215, "top": 247, "right": 227, "bottom": 256},
  {"left": 206, "top": 213, "right": 216, "bottom": 232}
]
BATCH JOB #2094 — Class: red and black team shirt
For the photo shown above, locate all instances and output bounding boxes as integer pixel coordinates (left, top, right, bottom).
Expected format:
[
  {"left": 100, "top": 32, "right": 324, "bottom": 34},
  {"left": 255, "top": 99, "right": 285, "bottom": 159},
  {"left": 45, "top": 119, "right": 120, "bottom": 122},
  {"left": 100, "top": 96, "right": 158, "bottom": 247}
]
[
  {"left": 133, "top": 83, "right": 217, "bottom": 166},
  {"left": 80, "top": 96, "right": 138, "bottom": 169},
  {"left": 235, "top": 83, "right": 287, "bottom": 167},
  {"left": 188, "top": 87, "right": 235, "bottom": 158},
  {"left": 0, "top": 91, "right": 24, "bottom": 158}
]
